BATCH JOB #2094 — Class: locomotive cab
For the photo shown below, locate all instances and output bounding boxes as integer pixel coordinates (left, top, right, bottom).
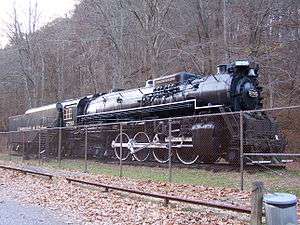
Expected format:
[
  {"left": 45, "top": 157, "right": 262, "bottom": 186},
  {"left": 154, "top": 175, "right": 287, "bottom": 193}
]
[{"left": 61, "top": 99, "right": 80, "bottom": 127}]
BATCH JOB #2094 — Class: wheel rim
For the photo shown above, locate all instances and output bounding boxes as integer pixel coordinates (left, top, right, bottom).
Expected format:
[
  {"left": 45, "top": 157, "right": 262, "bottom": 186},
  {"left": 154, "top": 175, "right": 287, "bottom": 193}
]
[
  {"left": 113, "top": 133, "right": 130, "bottom": 161},
  {"left": 176, "top": 149, "right": 199, "bottom": 165},
  {"left": 132, "top": 132, "right": 150, "bottom": 162},
  {"left": 153, "top": 148, "right": 170, "bottom": 163},
  {"left": 174, "top": 136, "right": 198, "bottom": 165}
]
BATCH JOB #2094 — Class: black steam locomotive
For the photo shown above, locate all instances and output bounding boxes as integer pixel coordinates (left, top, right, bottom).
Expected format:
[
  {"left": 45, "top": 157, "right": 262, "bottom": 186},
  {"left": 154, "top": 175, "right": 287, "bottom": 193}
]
[{"left": 8, "top": 60, "right": 285, "bottom": 164}]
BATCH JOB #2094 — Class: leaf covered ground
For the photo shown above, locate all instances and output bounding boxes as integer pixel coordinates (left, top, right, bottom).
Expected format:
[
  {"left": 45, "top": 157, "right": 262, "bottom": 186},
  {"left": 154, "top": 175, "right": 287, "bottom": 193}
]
[
  {"left": 0, "top": 160, "right": 299, "bottom": 224},
  {"left": 0, "top": 165, "right": 252, "bottom": 225}
]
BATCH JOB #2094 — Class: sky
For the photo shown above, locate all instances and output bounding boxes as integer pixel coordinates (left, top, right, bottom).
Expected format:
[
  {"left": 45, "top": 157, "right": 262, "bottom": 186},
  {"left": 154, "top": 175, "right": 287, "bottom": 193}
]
[{"left": 0, "top": 0, "right": 77, "bottom": 48}]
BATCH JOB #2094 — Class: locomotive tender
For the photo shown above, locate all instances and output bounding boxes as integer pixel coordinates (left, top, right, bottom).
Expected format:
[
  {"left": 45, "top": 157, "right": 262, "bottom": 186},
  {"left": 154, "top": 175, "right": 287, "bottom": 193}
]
[{"left": 8, "top": 60, "right": 285, "bottom": 164}]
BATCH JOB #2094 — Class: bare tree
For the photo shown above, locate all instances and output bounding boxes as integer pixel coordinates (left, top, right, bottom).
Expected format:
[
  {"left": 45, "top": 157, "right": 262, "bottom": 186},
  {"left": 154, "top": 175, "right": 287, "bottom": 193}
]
[
  {"left": 7, "top": 0, "right": 40, "bottom": 108},
  {"left": 0, "top": 0, "right": 299, "bottom": 130}
]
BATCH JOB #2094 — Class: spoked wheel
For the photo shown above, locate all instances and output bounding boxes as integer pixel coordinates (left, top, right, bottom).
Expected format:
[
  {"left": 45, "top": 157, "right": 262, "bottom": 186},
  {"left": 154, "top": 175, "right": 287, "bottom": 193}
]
[
  {"left": 132, "top": 132, "right": 150, "bottom": 162},
  {"left": 152, "top": 134, "right": 171, "bottom": 163},
  {"left": 176, "top": 148, "right": 199, "bottom": 165},
  {"left": 174, "top": 136, "right": 199, "bottom": 165},
  {"left": 153, "top": 148, "right": 170, "bottom": 163},
  {"left": 114, "top": 133, "right": 130, "bottom": 161}
]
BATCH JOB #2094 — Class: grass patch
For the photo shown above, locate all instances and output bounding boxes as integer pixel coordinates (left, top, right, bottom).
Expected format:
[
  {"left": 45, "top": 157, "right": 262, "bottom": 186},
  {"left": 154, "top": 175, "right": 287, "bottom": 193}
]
[{"left": 37, "top": 159, "right": 300, "bottom": 196}]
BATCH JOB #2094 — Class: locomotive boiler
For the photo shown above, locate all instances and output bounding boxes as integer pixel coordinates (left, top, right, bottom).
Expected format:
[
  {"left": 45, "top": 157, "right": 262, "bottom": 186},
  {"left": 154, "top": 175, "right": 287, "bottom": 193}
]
[
  {"left": 77, "top": 61, "right": 261, "bottom": 123},
  {"left": 8, "top": 60, "right": 286, "bottom": 165}
]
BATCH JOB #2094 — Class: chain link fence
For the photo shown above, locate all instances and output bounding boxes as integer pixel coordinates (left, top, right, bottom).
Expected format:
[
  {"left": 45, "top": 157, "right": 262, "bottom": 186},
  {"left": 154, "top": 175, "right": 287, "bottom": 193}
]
[
  {"left": 240, "top": 106, "right": 300, "bottom": 196},
  {"left": 0, "top": 105, "right": 299, "bottom": 198}
]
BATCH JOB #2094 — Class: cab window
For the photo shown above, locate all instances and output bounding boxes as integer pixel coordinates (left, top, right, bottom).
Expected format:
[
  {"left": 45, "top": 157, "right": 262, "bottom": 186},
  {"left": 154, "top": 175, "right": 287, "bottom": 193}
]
[{"left": 63, "top": 108, "right": 73, "bottom": 120}]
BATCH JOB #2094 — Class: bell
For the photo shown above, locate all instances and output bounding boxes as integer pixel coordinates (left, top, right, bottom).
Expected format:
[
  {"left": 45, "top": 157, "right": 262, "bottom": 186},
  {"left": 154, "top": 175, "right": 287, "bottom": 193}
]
[{"left": 248, "top": 69, "right": 256, "bottom": 76}]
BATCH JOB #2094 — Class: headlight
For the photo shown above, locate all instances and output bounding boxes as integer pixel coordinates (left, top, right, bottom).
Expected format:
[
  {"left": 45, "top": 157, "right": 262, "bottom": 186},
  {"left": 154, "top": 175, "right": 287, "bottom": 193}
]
[{"left": 248, "top": 89, "right": 259, "bottom": 98}]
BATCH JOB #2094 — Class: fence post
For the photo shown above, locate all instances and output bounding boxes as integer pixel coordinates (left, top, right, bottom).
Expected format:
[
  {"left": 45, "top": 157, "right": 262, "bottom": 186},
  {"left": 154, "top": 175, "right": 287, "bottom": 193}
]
[
  {"left": 250, "top": 181, "right": 264, "bottom": 225},
  {"left": 58, "top": 128, "right": 62, "bottom": 167},
  {"left": 84, "top": 126, "right": 88, "bottom": 173},
  {"left": 240, "top": 111, "right": 244, "bottom": 191},
  {"left": 168, "top": 119, "right": 172, "bottom": 182},
  {"left": 9, "top": 132, "right": 12, "bottom": 161},
  {"left": 21, "top": 131, "right": 25, "bottom": 163},
  {"left": 38, "top": 132, "right": 41, "bottom": 166},
  {"left": 119, "top": 123, "right": 123, "bottom": 177}
]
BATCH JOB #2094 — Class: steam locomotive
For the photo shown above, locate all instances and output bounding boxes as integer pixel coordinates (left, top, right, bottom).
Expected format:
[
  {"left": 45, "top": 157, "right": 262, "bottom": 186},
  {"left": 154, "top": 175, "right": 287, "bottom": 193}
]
[{"left": 8, "top": 60, "right": 286, "bottom": 164}]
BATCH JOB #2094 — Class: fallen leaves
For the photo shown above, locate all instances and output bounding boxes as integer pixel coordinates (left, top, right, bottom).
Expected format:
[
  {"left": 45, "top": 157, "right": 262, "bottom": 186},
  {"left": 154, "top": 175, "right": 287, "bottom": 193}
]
[{"left": 0, "top": 167, "right": 253, "bottom": 225}]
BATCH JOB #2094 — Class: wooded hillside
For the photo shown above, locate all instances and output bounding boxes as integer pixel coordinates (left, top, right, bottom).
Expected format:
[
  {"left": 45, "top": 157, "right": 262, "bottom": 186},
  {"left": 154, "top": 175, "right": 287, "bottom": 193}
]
[{"left": 0, "top": 0, "right": 299, "bottom": 130}]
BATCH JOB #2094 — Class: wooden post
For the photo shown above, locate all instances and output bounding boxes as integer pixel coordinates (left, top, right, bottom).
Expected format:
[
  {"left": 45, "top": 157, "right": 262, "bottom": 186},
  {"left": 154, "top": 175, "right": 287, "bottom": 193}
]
[
  {"left": 251, "top": 181, "right": 264, "bottom": 225},
  {"left": 164, "top": 198, "right": 169, "bottom": 207}
]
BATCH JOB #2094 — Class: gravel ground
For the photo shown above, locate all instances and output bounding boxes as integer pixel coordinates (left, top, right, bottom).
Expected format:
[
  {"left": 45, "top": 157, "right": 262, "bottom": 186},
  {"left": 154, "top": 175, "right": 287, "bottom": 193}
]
[
  {"left": 0, "top": 164, "right": 251, "bottom": 225},
  {"left": 0, "top": 199, "right": 75, "bottom": 225}
]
